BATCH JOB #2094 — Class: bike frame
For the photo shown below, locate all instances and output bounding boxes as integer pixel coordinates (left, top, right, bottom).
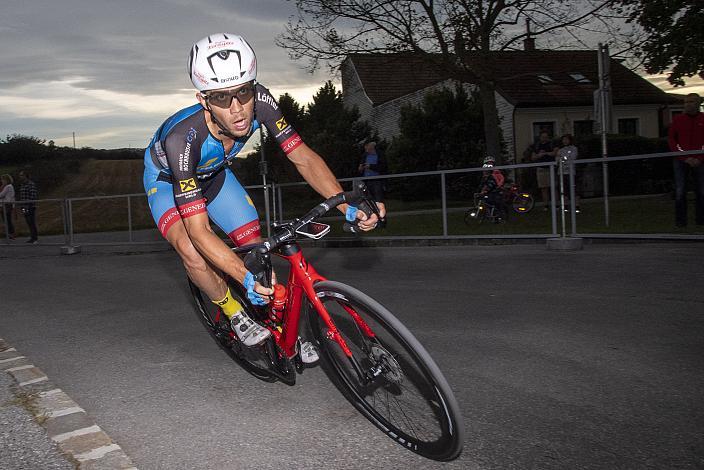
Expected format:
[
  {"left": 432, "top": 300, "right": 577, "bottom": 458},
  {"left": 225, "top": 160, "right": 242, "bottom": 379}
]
[{"left": 272, "top": 243, "right": 373, "bottom": 361}]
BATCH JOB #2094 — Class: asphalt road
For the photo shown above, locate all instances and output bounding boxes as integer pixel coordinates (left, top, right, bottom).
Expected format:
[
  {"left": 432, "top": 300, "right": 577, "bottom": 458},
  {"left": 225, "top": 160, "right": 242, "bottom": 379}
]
[{"left": 0, "top": 243, "right": 703, "bottom": 469}]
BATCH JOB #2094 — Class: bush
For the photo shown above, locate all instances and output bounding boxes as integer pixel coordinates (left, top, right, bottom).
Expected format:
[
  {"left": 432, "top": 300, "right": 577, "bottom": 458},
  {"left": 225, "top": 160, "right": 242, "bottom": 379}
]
[{"left": 575, "top": 134, "right": 671, "bottom": 196}]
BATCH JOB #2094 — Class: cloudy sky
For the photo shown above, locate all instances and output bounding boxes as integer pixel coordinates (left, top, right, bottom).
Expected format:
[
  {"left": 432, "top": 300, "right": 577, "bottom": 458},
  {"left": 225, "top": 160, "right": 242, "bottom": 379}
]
[{"left": 1, "top": 0, "right": 702, "bottom": 150}]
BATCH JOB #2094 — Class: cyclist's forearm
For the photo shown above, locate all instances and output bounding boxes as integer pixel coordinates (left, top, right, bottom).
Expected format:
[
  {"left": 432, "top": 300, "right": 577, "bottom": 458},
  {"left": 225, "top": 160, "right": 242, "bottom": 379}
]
[{"left": 288, "top": 144, "right": 348, "bottom": 213}]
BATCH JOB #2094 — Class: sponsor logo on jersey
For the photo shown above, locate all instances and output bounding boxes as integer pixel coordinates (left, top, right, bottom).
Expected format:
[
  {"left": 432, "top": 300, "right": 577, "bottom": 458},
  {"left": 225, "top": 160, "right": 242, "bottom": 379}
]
[
  {"left": 158, "top": 208, "right": 180, "bottom": 237},
  {"left": 178, "top": 128, "right": 196, "bottom": 171},
  {"left": 246, "top": 195, "right": 255, "bottom": 207},
  {"left": 177, "top": 198, "right": 207, "bottom": 218},
  {"left": 179, "top": 178, "right": 197, "bottom": 192},
  {"left": 230, "top": 220, "right": 261, "bottom": 246},
  {"left": 148, "top": 187, "right": 157, "bottom": 196},
  {"left": 275, "top": 117, "right": 288, "bottom": 131},
  {"left": 281, "top": 133, "right": 303, "bottom": 154},
  {"left": 257, "top": 91, "right": 278, "bottom": 111}
]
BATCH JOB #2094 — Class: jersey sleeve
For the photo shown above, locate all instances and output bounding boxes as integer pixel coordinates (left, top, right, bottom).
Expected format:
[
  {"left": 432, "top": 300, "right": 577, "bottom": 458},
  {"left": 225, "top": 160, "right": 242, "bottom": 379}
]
[
  {"left": 254, "top": 83, "right": 303, "bottom": 155},
  {"left": 162, "top": 124, "right": 207, "bottom": 218}
]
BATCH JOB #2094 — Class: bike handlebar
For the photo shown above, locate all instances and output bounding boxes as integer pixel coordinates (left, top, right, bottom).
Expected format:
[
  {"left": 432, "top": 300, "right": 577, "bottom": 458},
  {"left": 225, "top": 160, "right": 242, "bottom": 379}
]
[{"left": 239, "top": 181, "right": 383, "bottom": 287}]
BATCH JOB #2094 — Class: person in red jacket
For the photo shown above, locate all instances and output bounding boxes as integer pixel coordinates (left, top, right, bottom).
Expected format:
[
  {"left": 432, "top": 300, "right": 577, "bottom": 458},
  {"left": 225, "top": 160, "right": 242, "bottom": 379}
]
[{"left": 668, "top": 93, "right": 704, "bottom": 227}]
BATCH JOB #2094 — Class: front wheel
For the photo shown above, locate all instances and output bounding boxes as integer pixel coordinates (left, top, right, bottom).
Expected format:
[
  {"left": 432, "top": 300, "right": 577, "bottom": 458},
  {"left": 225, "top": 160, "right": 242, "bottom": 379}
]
[{"left": 306, "top": 281, "right": 464, "bottom": 461}]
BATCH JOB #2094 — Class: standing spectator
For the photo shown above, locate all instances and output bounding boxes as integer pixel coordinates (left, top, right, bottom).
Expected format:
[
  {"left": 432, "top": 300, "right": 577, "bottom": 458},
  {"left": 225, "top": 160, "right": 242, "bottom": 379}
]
[
  {"left": 668, "top": 93, "right": 704, "bottom": 227},
  {"left": 531, "top": 131, "right": 556, "bottom": 209},
  {"left": 358, "top": 141, "right": 387, "bottom": 226},
  {"left": 556, "top": 134, "right": 580, "bottom": 212},
  {"left": 0, "top": 174, "right": 16, "bottom": 239},
  {"left": 17, "top": 170, "right": 39, "bottom": 243}
]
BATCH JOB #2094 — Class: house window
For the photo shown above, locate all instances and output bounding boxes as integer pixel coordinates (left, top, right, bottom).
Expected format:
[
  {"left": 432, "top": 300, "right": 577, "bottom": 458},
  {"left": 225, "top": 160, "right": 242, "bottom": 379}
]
[
  {"left": 569, "top": 73, "right": 591, "bottom": 84},
  {"left": 532, "top": 122, "right": 555, "bottom": 142},
  {"left": 618, "top": 118, "right": 639, "bottom": 135},
  {"left": 574, "top": 120, "right": 595, "bottom": 137}
]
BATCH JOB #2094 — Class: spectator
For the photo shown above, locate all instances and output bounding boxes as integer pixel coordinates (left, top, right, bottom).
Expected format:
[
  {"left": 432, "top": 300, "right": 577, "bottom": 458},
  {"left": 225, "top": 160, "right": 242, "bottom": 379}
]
[
  {"left": 17, "top": 170, "right": 39, "bottom": 243},
  {"left": 478, "top": 156, "right": 506, "bottom": 222},
  {"left": 531, "top": 131, "right": 556, "bottom": 209},
  {"left": 668, "top": 93, "right": 704, "bottom": 227},
  {"left": 556, "top": 134, "right": 580, "bottom": 212},
  {"left": 0, "top": 174, "right": 16, "bottom": 239},
  {"left": 358, "top": 141, "right": 387, "bottom": 226}
]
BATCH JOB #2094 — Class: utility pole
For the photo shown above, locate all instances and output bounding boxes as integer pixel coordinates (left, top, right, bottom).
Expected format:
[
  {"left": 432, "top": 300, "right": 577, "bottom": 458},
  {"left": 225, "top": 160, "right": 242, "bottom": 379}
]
[
  {"left": 596, "top": 43, "right": 612, "bottom": 227},
  {"left": 72, "top": 132, "right": 76, "bottom": 149}
]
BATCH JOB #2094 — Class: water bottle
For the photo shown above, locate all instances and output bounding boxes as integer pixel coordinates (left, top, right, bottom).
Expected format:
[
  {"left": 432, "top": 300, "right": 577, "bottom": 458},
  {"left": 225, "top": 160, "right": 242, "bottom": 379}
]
[{"left": 270, "top": 284, "right": 287, "bottom": 323}]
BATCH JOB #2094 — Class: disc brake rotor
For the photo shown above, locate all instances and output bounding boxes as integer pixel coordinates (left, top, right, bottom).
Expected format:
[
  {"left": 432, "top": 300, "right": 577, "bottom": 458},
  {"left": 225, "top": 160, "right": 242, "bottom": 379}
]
[{"left": 369, "top": 344, "right": 404, "bottom": 384}]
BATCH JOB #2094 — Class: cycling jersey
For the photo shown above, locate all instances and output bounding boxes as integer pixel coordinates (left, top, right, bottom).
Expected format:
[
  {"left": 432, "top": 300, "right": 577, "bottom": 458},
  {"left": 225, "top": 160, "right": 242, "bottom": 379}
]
[{"left": 143, "top": 83, "right": 302, "bottom": 244}]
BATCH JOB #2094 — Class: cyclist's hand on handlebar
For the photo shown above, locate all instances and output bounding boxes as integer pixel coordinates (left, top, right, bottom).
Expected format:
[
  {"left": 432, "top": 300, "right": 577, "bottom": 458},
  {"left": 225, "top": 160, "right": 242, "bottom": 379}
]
[
  {"left": 243, "top": 271, "right": 275, "bottom": 306},
  {"left": 348, "top": 201, "right": 386, "bottom": 231}
]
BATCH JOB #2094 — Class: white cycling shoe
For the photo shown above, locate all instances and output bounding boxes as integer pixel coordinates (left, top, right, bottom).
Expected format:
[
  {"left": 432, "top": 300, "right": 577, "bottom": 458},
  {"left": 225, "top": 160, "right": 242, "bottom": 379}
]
[
  {"left": 298, "top": 338, "right": 319, "bottom": 364},
  {"left": 230, "top": 313, "right": 271, "bottom": 347}
]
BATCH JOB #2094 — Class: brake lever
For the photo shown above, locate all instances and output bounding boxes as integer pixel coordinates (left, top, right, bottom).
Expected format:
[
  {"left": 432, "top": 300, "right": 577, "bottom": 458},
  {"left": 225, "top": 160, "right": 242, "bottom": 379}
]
[{"left": 243, "top": 248, "right": 272, "bottom": 289}]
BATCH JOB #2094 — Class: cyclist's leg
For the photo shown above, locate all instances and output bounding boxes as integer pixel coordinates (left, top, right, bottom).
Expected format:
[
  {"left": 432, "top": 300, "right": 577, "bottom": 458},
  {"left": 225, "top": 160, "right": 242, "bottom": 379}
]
[
  {"left": 202, "top": 168, "right": 261, "bottom": 247},
  {"left": 144, "top": 172, "right": 227, "bottom": 301}
]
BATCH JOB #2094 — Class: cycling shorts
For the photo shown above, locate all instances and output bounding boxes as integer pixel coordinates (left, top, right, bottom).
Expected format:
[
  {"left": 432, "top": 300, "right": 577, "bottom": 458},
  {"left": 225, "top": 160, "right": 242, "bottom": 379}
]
[{"left": 143, "top": 166, "right": 261, "bottom": 246}]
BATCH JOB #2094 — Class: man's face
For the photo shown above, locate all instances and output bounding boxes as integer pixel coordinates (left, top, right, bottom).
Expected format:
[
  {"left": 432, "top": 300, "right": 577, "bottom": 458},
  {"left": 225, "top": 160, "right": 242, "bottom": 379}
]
[
  {"left": 539, "top": 132, "right": 549, "bottom": 142},
  {"left": 683, "top": 95, "right": 702, "bottom": 115},
  {"left": 18, "top": 172, "right": 26, "bottom": 183},
  {"left": 198, "top": 82, "right": 256, "bottom": 138}
]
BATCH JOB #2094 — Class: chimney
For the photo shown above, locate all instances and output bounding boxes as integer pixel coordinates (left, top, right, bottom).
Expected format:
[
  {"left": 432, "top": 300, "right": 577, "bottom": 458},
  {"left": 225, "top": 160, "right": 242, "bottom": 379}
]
[{"left": 523, "top": 18, "right": 535, "bottom": 51}]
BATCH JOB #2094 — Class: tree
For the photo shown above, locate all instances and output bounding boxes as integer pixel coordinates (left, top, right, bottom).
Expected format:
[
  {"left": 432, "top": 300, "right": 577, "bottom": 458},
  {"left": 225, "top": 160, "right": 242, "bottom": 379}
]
[
  {"left": 619, "top": 0, "right": 703, "bottom": 86},
  {"left": 242, "top": 83, "right": 374, "bottom": 185},
  {"left": 302, "top": 81, "right": 374, "bottom": 178},
  {"left": 0, "top": 134, "right": 48, "bottom": 164},
  {"left": 277, "top": 0, "right": 615, "bottom": 162},
  {"left": 388, "top": 85, "right": 484, "bottom": 173}
]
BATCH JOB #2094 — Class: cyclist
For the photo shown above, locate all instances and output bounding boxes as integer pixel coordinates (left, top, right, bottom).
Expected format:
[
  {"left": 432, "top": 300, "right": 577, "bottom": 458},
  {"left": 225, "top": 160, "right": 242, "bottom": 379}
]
[
  {"left": 478, "top": 156, "right": 506, "bottom": 222},
  {"left": 143, "top": 34, "right": 385, "bottom": 361}
]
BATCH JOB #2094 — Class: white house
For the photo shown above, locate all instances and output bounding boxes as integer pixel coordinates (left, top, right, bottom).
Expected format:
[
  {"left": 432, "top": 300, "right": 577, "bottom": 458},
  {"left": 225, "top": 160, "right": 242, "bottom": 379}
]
[{"left": 341, "top": 50, "right": 679, "bottom": 160}]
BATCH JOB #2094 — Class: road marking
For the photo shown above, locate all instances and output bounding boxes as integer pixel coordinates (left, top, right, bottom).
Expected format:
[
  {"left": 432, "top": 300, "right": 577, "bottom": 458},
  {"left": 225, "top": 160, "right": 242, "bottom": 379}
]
[
  {"left": 6, "top": 364, "right": 35, "bottom": 372},
  {"left": 74, "top": 443, "right": 122, "bottom": 461},
  {"left": 38, "top": 388, "right": 62, "bottom": 397},
  {"left": 19, "top": 376, "right": 48, "bottom": 386},
  {"left": 46, "top": 406, "right": 85, "bottom": 418},
  {"left": 52, "top": 425, "right": 102, "bottom": 442},
  {"left": 0, "top": 355, "right": 25, "bottom": 364}
]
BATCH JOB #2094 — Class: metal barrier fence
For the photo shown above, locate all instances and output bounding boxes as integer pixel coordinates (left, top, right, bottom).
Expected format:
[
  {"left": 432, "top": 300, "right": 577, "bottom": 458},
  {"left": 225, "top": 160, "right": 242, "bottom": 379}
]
[{"left": 1, "top": 150, "right": 702, "bottom": 249}]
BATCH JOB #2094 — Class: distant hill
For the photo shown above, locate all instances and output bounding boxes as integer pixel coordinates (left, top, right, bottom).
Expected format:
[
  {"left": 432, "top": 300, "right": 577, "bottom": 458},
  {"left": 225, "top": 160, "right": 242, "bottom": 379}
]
[{"left": 44, "top": 159, "right": 145, "bottom": 198}]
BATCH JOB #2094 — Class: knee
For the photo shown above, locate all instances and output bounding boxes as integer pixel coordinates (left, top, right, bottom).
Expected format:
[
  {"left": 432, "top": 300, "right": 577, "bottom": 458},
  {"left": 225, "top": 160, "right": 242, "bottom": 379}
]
[{"left": 172, "top": 235, "right": 208, "bottom": 273}]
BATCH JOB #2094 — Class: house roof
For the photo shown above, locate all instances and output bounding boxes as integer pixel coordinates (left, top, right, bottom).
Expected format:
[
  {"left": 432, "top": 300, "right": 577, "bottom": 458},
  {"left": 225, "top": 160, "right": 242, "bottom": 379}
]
[{"left": 345, "top": 51, "right": 677, "bottom": 108}]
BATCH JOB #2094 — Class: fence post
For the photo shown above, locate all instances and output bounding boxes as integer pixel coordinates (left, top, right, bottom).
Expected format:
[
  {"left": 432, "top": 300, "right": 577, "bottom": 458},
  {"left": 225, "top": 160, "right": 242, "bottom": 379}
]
[
  {"left": 549, "top": 164, "right": 557, "bottom": 236},
  {"left": 277, "top": 185, "right": 283, "bottom": 223},
  {"left": 441, "top": 173, "right": 448, "bottom": 236},
  {"left": 1, "top": 202, "right": 8, "bottom": 243},
  {"left": 60, "top": 198, "right": 81, "bottom": 255},
  {"left": 127, "top": 195, "right": 133, "bottom": 242}
]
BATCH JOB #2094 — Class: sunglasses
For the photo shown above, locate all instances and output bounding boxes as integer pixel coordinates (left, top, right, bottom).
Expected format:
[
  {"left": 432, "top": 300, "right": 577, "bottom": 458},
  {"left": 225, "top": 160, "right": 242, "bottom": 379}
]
[{"left": 204, "top": 84, "right": 255, "bottom": 108}]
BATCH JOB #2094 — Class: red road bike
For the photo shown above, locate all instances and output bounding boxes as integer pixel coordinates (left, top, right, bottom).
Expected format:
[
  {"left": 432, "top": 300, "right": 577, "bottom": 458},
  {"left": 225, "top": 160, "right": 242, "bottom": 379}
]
[{"left": 188, "top": 183, "right": 464, "bottom": 461}]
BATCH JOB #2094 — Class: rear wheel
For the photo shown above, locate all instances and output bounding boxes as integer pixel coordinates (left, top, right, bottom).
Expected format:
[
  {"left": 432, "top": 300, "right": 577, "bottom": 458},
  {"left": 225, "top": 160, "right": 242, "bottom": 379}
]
[
  {"left": 512, "top": 193, "right": 534, "bottom": 213},
  {"left": 188, "top": 278, "right": 277, "bottom": 382},
  {"left": 307, "top": 281, "right": 464, "bottom": 461}
]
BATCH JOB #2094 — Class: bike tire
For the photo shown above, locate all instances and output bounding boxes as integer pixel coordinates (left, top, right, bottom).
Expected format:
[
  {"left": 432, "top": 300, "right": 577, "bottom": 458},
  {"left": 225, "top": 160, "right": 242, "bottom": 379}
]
[
  {"left": 512, "top": 193, "right": 534, "bottom": 213},
  {"left": 306, "top": 281, "right": 464, "bottom": 461},
  {"left": 188, "top": 278, "right": 277, "bottom": 383}
]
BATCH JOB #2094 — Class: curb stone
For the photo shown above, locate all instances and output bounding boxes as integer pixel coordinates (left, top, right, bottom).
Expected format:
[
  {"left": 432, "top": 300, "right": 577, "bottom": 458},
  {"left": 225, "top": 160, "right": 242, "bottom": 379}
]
[{"left": 0, "top": 338, "right": 137, "bottom": 470}]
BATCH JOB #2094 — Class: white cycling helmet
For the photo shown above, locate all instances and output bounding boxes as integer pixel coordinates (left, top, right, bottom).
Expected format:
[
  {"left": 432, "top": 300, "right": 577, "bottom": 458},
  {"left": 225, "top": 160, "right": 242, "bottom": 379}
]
[{"left": 188, "top": 33, "right": 257, "bottom": 92}]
